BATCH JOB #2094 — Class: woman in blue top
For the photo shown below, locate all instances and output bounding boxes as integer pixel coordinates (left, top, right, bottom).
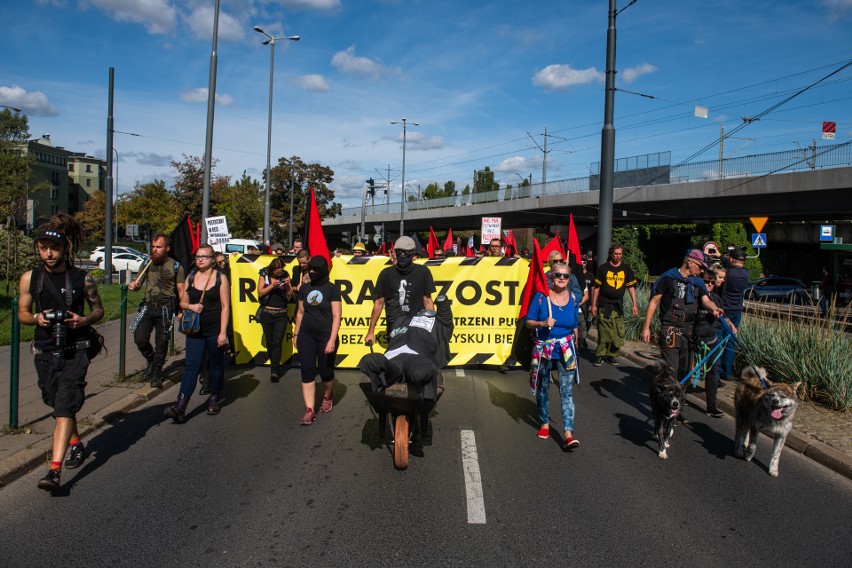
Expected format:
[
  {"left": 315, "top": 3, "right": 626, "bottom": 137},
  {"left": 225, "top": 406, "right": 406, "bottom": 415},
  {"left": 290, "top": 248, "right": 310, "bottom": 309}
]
[{"left": 525, "top": 261, "right": 580, "bottom": 450}]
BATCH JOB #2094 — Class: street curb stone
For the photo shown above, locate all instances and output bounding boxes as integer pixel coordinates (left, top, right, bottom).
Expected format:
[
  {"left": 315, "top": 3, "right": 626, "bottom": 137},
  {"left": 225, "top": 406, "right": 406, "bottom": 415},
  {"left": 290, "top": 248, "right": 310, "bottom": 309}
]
[{"left": 0, "top": 373, "right": 180, "bottom": 489}]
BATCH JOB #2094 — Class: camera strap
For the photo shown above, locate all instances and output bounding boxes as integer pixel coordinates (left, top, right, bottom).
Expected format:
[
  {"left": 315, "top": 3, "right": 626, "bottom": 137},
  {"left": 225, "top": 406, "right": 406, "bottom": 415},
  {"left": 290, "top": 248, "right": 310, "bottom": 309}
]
[{"left": 34, "top": 266, "right": 73, "bottom": 312}]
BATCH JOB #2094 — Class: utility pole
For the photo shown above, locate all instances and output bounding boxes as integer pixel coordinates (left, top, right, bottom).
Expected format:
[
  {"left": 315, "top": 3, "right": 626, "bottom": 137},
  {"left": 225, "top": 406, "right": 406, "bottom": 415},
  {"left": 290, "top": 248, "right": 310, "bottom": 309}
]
[
  {"left": 597, "top": 0, "right": 618, "bottom": 264},
  {"left": 527, "top": 127, "right": 565, "bottom": 196}
]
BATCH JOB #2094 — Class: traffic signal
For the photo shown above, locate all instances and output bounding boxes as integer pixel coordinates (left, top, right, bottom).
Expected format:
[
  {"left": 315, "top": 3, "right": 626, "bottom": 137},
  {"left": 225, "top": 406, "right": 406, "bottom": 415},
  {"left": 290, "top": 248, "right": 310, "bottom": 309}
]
[{"left": 366, "top": 178, "right": 376, "bottom": 198}]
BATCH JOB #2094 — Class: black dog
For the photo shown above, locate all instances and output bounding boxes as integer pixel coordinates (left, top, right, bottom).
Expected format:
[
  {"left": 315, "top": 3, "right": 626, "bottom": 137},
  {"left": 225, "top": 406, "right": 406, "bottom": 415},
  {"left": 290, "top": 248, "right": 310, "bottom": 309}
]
[{"left": 649, "top": 363, "right": 686, "bottom": 460}]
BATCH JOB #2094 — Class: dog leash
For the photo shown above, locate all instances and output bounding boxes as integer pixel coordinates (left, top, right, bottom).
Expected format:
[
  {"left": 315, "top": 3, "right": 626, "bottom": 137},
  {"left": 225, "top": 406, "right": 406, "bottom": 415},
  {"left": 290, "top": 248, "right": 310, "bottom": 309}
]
[{"left": 679, "top": 336, "right": 728, "bottom": 385}]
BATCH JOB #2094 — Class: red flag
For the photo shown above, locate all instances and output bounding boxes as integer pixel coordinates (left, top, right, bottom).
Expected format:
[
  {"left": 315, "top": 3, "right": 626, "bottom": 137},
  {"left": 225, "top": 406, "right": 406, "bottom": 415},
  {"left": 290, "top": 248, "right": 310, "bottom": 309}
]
[
  {"left": 504, "top": 230, "right": 517, "bottom": 257},
  {"left": 427, "top": 226, "right": 440, "bottom": 259},
  {"left": 377, "top": 241, "right": 387, "bottom": 255},
  {"left": 541, "top": 233, "right": 565, "bottom": 260},
  {"left": 567, "top": 214, "right": 581, "bottom": 264},
  {"left": 518, "top": 240, "right": 551, "bottom": 318},
  {"left": 443, "top": 228, "right": 454, "bottom": 254},
  {"left": 302, "top": 187, "right": 332, "bottom": 268}
]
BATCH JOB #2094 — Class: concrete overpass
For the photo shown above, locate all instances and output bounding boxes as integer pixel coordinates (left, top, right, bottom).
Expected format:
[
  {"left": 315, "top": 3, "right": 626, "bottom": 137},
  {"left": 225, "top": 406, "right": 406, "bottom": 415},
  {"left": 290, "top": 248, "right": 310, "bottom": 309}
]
[{"left": 324, "top": 165, "right": 852, "bottom": 241}]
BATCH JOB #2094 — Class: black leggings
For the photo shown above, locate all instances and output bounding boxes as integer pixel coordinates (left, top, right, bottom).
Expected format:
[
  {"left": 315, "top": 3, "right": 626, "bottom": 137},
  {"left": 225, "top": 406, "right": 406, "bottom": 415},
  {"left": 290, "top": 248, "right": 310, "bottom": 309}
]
[{"left": 296, "top": 328, "right": 336, "bottom": 384}]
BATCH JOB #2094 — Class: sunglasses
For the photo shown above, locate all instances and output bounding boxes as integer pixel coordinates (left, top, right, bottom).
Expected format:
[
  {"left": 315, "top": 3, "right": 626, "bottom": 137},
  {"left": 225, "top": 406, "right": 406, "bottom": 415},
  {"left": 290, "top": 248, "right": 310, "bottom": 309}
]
[
  {"left": 194, "top": 255, "right": 213, "bottom": 260},
  {"left": 552, "top": 273, "right": 570, "bottom": 279},
  {"left": 704, "top": 280, "right": 714, "bottom": 284}
]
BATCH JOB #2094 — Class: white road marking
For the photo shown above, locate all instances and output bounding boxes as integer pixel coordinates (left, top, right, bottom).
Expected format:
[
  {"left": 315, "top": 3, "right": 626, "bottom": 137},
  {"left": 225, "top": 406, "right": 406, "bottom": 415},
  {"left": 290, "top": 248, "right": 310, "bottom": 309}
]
[
  {"left": 455, "top": 368, "right": 465, "bottom": 377},
  {"left": 460, "top": 429, "right": 486, "bottom": 524}
]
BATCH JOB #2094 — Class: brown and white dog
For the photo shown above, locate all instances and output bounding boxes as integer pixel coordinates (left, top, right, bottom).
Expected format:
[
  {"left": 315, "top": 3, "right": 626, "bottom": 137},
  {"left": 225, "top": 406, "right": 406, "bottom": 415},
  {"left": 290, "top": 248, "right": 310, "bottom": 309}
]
[
  {"left": 649, "top": 363, "right": 686, "bottom": 460},
  {"left": 734, "top": 366, "right": 800, "bottom": 477}
]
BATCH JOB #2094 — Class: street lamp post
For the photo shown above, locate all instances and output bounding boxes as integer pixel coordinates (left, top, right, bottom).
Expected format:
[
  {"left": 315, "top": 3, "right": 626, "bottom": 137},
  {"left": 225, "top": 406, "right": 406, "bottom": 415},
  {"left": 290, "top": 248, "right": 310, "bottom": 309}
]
[
  {"left": 390, "top": 118, "right": 418, "bottom": 237},
  {"left": 255, "top": 25, "right": 299, "bottom": 246},
  {"left": 113, "top": 148, "right": 119, "bottom": 241}
]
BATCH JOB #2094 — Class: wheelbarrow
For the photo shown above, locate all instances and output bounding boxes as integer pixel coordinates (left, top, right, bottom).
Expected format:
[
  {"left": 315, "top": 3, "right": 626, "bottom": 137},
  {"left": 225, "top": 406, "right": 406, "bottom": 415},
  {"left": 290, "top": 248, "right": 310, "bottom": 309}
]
[{"left": 359, "top": 372, "right": 445, "bottom": 470}]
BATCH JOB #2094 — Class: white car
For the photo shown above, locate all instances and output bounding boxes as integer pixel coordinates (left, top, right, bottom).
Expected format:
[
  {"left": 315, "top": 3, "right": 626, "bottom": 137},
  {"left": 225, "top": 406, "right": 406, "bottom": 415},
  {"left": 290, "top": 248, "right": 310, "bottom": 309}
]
[
  {"left": 98, "top": 252, "right": 148, "bottom": 273},
  {"left": 89, "top": 246, "right": 148, "bottom": 264}
]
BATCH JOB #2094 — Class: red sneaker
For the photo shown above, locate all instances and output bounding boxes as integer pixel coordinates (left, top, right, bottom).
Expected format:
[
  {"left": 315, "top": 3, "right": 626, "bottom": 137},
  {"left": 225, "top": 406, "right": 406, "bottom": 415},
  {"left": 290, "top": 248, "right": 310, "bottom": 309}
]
[
  {"left": 320, "top": 396, "right": 333, "bottom": 413},
  {"left": 537, "top": 426, "right": 549, "bottom": 439},
  {"left": 299, "top": 407, "right": 317, "bottom": 425},
  {"left": 563, "top": 436, "right": 580, "bottom": 450}
]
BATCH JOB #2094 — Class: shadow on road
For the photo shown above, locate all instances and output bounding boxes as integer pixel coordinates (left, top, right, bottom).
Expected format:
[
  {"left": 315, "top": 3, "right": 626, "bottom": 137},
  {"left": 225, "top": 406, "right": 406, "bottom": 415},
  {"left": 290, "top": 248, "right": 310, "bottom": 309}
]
[
  {"left": 485, "top": 381, "right": 539, "bottom": 430},
  {"left": 54, "top": 404, "right": 170, "bottom": 496}
]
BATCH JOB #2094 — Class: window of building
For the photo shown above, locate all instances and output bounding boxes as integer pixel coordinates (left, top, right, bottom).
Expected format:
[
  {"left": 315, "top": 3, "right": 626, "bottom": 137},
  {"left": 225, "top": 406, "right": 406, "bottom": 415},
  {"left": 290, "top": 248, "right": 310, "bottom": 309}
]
[
  {"left": 51, "top": 205, "right": 59, "bottom": 215},
  {"left": 51, "top": 187, "right": 59, "bottom": 200},
  {"left": 85, "top": 164, "right": 92, "bottom": 173},
  {"left": 68, "top": 163, "right": 75, "bottom": 172},
  {"left": 86, "top": 179, "right": 91, "bottom": 187}
]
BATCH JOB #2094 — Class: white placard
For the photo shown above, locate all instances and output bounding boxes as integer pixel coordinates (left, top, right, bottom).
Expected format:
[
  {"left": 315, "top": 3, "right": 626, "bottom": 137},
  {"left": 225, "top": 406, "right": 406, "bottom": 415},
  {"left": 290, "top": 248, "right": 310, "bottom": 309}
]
[
  {"left": 205, "top": 215, "right": 230, "bottom": 244},
  {"left": 481, "top": 217, "right": 502, "bottom": 244}
]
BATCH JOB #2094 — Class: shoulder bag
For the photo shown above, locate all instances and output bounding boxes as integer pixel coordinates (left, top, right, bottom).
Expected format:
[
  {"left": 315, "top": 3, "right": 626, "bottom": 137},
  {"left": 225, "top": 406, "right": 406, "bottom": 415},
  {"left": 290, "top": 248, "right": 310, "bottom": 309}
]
[{"left": 177, "top": 270, "right": 214, "bottom": 335}]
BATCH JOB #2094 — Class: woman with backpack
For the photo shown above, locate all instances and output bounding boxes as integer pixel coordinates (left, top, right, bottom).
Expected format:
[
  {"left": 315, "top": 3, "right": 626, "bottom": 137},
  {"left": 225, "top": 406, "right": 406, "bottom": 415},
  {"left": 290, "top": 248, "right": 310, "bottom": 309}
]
[
  {"left": 525, "top": 260, "right": 581, "bottom": 450},
  {"left": 165, "top": 244, "right": 231, "bottom": 422}
]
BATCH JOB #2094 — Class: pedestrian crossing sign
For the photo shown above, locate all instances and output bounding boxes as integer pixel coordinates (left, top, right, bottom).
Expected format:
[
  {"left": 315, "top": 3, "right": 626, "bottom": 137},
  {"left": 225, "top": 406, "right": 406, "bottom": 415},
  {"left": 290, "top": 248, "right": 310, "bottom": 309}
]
[{"left": 751, "top": 233, "right": 767, "bottom": 248}]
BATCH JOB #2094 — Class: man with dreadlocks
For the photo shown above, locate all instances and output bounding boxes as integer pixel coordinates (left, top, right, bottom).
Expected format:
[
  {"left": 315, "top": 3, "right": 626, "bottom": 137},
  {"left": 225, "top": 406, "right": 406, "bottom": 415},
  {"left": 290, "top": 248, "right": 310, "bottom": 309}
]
[
  {"left": 18, "top": 214, "right": 104, "bottom": 493},
  {"left": 128, "top": 233, "right": 186, "bottom": 387}
]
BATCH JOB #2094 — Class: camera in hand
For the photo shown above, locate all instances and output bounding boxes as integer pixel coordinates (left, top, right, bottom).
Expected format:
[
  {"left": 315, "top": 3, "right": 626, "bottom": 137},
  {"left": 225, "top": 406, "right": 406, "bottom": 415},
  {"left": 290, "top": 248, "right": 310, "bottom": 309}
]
[{"left": 44, "top": 309, "right": 70, "bottom": 349}]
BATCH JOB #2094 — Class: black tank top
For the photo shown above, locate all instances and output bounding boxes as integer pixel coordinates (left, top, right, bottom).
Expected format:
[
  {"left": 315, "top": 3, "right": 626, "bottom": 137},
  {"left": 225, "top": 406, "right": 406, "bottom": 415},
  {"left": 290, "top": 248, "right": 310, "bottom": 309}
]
[{"left": 30, "top": 266, "right": 89, "bottom": 348}]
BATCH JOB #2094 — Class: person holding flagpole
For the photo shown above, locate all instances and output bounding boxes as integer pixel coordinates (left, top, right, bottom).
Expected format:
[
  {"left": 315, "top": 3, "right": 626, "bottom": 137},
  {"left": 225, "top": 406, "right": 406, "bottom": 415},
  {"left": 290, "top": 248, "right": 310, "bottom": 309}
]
[{"left": 524, "top": 250, "right": 581, "bottom": 450}]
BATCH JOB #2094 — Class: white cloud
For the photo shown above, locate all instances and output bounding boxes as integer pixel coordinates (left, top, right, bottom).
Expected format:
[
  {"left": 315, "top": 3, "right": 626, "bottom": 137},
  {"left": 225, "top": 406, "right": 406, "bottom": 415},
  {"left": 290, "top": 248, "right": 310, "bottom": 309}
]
[
  {"left": 180, "top": 88, "right": 234, "bottom": 106},
  {"left": 331, "top": 46, "right": 391, "bottom": 77},
  {"left": 494, "top": 156, "right": 537, "bottom": 173},
  {"left": 183, "top": 3, "right": 245, "bottom": 42},
  {"left": 620, "top": 63, "right": 657, "bottom": 84},
  {"left": 0, "top": 85, "right": 59, "bottom": 116},
  {"left": 399, "top": 130, "right": 447, "bottom": 150},
  {"left": 136, "top": 152, "right": 174, "bottom": 167},
  {"left": 532, "top": 64, "right": 603, "bottom": 92},
  {"left": 295, "top": 74, "right": 330, "bottom": 92},
  {"left": 85, "top": 0, "right": 177, "bottom": 34}
]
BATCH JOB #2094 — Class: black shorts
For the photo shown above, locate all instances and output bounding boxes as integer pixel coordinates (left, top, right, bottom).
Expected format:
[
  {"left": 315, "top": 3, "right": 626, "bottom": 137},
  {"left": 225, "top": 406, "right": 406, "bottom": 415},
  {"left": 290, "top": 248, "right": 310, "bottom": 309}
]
[{"left": 34, "top": 350, "right": 89, "bottom": 419}]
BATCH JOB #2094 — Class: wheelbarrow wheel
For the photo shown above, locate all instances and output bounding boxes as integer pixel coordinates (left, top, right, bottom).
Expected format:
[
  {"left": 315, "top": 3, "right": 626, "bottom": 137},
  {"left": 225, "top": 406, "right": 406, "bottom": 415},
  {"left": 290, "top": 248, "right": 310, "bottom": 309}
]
[{"left": 393, "top": 415, "right": 410, "bottom": 470}]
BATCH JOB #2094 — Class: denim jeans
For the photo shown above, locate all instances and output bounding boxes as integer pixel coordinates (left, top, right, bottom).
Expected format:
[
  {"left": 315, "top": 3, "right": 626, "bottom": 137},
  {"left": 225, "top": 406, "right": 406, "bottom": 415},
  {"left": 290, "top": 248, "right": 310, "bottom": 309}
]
[
  {"left": 536, "top": 356, "right": 576, "bottom": 432},
  {"left": 717, "top": 311, "right": 741, "bottom": 379},
  {"left": 179, "top": 334, "right": 225, "bottom": 402}
]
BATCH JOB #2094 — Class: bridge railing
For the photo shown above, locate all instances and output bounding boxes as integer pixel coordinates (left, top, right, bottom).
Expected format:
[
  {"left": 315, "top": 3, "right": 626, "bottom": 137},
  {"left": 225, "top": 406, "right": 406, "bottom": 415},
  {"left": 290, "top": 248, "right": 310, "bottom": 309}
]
[{"left": 338, "top": 142, "right": 852, "bottom": 219}]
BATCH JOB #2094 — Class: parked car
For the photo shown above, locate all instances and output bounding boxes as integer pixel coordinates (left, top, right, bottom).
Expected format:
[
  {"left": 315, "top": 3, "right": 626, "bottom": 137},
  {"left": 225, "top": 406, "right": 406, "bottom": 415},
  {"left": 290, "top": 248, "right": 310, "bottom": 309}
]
[
  {"left": 89, "top": 246, "right": 148, "bottom": 263},
  {"left": 211, "top": 239, "right": 265, "bottom": 255},
  {"left": 98, "top": 252, "right": 147, "bottom": 274},
  {"left": 744, "top": 276, "right": 811, "bottom": 304}
]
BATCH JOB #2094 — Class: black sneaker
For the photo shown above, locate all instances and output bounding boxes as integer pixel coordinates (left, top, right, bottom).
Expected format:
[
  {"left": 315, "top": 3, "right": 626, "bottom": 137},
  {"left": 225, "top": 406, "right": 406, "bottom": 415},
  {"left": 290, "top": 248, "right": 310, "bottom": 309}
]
[
  {"left": 270, "top": 373, "right": 280, "bottom": 383},
  {"left": 593, "top": 357, "right": 605, "bottom": 367},
  {"left": 37, "top": 469, "right": 61, "bottom": 492},
  {"left": 605, "top": 356, "right": 619, "bottom": 365},
  {"left": 706, "top": 409, "right": 725, "bottom": 418},
  {"left": 64, "top": 443, "right": 86, "bottom": 469}
]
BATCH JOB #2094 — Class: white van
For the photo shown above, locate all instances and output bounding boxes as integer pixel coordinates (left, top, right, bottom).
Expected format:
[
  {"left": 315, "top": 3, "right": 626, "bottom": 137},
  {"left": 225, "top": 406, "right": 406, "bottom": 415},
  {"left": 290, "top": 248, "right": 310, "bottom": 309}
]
[{"left": 211, "top": 239, "right": 264, "bottom": 254}]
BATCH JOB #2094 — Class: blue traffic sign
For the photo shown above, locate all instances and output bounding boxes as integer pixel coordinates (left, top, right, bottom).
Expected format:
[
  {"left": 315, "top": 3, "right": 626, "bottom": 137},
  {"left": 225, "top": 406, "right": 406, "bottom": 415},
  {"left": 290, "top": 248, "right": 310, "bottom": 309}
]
[{"left": 751, "top": 233, "right": 767, "bottom": 248}]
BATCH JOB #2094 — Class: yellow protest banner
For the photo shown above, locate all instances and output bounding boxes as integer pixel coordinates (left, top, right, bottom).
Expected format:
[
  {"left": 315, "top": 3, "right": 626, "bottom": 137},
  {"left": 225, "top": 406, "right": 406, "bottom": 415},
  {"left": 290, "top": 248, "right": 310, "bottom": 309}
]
[{"left": 229, "top": 254, "right": 531, "bottom": 368}]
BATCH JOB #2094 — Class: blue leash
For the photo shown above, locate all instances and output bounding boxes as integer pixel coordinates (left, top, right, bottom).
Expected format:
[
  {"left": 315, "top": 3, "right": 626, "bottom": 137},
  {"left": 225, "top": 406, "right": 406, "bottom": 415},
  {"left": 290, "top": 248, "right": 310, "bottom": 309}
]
[{"left": 680, "top": 335, "right": 728, "bottom": 386}]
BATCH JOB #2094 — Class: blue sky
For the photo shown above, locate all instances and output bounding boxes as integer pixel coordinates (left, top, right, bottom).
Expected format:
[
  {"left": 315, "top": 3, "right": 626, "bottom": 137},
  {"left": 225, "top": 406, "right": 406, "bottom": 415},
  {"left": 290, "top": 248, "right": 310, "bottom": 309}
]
[{"left": 2, "top": 0, "right": 851, "bottom": 210}]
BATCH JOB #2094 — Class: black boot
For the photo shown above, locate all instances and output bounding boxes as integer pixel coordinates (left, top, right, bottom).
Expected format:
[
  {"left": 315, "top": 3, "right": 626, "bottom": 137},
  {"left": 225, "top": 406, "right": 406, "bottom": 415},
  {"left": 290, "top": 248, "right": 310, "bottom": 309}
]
[
  {"left": 150, "top": 367, "right": 163, "bottom": 388},
  {"left": 144, "top": 359, "right": 155, "bottom": 381},
  {"left": 207, "top": 393, "right": 222, "bottom": 415},
  {"left": 164, "top": 393, "right": 188, "bottom": 423}
]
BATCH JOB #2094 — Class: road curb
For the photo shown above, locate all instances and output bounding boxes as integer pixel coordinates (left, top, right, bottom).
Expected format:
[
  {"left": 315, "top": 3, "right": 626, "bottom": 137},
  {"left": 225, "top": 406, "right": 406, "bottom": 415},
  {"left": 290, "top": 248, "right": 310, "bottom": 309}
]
[{"left": 0, "top": 370, "right": 181, "bottom": 489}]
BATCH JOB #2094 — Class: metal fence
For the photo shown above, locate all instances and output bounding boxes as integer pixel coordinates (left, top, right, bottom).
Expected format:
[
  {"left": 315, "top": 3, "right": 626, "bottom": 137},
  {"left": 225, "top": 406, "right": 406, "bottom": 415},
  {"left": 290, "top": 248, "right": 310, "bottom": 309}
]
[{"left": 338, "top": 142, "right": 852, "bottom": 219}]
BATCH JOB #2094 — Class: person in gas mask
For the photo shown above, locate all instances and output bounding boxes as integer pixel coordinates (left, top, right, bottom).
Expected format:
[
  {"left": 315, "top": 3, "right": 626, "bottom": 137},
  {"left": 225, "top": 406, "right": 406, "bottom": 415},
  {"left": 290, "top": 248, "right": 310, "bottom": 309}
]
[
  {"left": 365, "top": 236, "right": 436, "bottom": 347},
  {"left": 359, "top": 295, "right": 453, "bottom": 402},
  {"left": 292, "top": 256, "right": 341, "bottom": 425}
]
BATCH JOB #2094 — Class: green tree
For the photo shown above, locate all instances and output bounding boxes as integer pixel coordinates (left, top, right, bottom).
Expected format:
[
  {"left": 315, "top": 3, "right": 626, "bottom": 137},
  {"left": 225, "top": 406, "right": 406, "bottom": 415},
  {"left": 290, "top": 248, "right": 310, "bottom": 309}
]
[
  {"left": 119, "top": 180, "right": 181, "bottom": 235},
  {"left": 504, "top": 184, "right": 514, "bottom": 201},
  {"left": 612, "top": 225, "right": 648, "bottom": 281},
  {"left": 214, "top": 172, "right": 263, "bottom": 238},
  {"left": 268, "top": 156, "right": 341, "bottom": 244},
  {"left": 422, "top": 181, "right": 458, "bottom": 201},
  {"left": 0, "top": 226, "right": 35, "bottom": 283},
  {"left": 75, "top": 190, "right": 106, "bottom": 240},
  {"left": 0, "top": 109, "right": 44, "bottom": 223},
  {"left": 461, "top": 184, "right": 471, "bottom": 205},
  {"left": 171, "top": 154, "right": 231, "bottom": 221},
  {"left": 474, "top": 167, "right": 499, "bottom": 193},
  {"left": 711, "top": 222, "right": 763, "bottom": 279}
]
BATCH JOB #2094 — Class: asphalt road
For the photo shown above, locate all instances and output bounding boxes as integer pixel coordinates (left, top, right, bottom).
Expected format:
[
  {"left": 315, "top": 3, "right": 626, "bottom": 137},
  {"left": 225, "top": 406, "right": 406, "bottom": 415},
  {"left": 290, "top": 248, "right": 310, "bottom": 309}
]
[{"left": 1, "top": 354, "right": 850, "bottom": 567}]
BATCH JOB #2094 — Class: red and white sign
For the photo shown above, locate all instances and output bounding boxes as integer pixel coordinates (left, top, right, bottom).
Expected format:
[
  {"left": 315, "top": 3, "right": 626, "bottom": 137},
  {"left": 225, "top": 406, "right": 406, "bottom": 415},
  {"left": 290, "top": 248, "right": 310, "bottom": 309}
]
[
  {"left": 481, "top": 217, "right": 502, "bottom": 244},
  {"left": 822, "top": 121, "right": 836, "bottom": 140}
]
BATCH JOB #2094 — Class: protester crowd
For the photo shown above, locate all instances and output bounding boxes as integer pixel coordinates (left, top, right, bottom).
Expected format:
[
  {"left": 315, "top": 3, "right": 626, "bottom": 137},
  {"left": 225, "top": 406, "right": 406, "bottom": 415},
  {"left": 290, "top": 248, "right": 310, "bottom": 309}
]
[{"left": 19, "top": 212, "right": 746, "bottom": 492}]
